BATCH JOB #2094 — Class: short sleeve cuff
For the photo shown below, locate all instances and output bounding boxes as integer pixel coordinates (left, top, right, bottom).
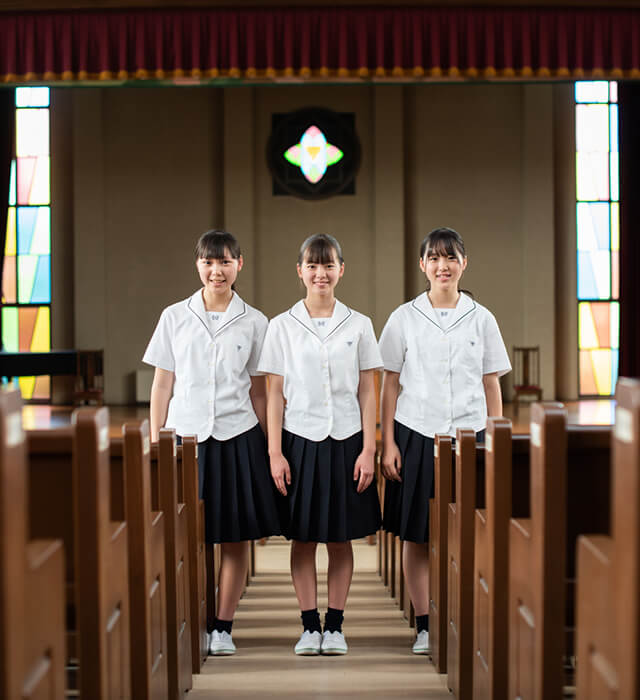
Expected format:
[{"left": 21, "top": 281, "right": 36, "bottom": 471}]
[
  {"left": 257, "top": 364, "right": 284, "bottom": 376},
  {"left": 383, "top": 361, "right": 403, "bottom": 373},
  {"left": 142, "top": 354, "right": 175, "bottom": 373}
]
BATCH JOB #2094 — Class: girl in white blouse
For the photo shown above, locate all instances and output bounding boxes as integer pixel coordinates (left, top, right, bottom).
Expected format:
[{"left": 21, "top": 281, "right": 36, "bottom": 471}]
[
  {"left": 378, "top": 227, "right": 511, "bottom": 655},
  {"left": 143, "top": 230, "right": 280, "bottom": 656},
  {"left": 259, "top": 234, "right": 382, "bottom": 656}
]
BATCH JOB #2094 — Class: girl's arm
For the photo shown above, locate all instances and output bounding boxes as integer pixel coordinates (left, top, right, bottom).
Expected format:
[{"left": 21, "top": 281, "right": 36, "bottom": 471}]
[
  {"left": 483, "top": 372, "right": 503, "bottom": 417},
  {"left": 249, "top": 375, "right": 267, "bottom": 432},
  {"left": 150, "top": 367, "right": 175, "bottom": 442},
  {"left": 380, "top": 370, "right": 402, "bottom": 481},
  {"left": 354, "top": 369, "right": 377, "bottom": 493},
  {"left": 266, "top": 374, "right": 291, "bottom": 495}
]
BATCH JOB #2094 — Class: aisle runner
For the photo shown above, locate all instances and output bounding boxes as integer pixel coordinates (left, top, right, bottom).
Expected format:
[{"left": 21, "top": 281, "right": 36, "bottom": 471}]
[{"left": 191, "top": 538, "right": 450, "bottom": 699}]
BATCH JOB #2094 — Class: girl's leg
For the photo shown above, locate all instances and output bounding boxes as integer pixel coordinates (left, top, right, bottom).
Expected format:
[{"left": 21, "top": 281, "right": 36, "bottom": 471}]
[
  {"left": 326, "top": 541, "right": 354, "bottom": 610},
  {"left": 402, "top": 540, "right": 429, "bottom": 616},
  {"left": 216, "top": 541, "right": 249, "bottom": 620},
  {"left": 291, "top": 540, "right": 318, "bottom": 610}
]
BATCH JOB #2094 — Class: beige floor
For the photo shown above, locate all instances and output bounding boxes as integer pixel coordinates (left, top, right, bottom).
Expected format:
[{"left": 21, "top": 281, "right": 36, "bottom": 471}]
[{"left": 190, "top": 537, "right": 450, "bottom": 699}]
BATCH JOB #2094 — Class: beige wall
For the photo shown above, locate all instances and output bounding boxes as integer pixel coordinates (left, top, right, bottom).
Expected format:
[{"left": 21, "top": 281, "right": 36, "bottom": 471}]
[{"left": 54, "top": 82, "right": 575, "bottom": 404}]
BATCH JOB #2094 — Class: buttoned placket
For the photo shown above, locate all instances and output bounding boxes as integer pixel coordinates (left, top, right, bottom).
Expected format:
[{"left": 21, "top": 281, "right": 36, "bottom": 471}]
[{"left": 440, "top": 333, "right": 453, "bottom": 431}]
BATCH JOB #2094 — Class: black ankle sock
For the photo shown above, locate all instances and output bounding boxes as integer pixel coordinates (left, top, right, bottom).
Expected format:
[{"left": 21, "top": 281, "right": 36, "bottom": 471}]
[
  {"left": 416, "top": 614, "right": 429, "bottom": 634},
  {"left": 213, "top": 617, "right": 233, "bottom": 635},
  {"left": 324, "top": 607, "right": 344, "bottom": 633},
  {"left": 301, "top": 608, "right": 322, "bottom": 633}
]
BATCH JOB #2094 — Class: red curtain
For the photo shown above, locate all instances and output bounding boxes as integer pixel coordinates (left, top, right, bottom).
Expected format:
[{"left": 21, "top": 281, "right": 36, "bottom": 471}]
[{"left": 1, "top": 7, "right": 639, "bottom": 82}]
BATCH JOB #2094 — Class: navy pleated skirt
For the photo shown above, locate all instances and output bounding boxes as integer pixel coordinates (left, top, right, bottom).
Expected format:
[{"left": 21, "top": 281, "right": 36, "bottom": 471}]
[
  {"left": 196, "top": 424, "right": 281, "bottom": 544},
  {"left": 383, "top": 421, "right": 484, "bottom": 543},
  {"left": 280, "top": 430, "right": 382, "bottom": 543}
]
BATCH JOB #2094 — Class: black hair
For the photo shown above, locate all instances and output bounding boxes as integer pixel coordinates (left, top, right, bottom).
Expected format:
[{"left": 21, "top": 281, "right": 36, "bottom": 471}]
[
  {"left": 195, "top": 229, "right": 242, "bottom": 261},
  {"left": 419, "top": 227, "right": 466, "bottom": 261},
  {"left": 297, "top": 234, "right": 344, "bottom": 266},
  {"left": 419, "top": 227, "right": 473, "bottom": 298},
  {"left": 195, "top": 229, "right": 242, "bottom": 291}
]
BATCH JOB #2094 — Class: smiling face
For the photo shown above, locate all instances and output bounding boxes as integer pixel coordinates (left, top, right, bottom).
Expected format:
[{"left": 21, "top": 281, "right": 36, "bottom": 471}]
[
  {"left": 297, "top": 248, "right": 344, "bottom": 297},
  {"left": 196, "top": 247, "right": 243, "bottom": 297},
  {"left": 420, "top": 248, "right": 467, "bottom": 293}
]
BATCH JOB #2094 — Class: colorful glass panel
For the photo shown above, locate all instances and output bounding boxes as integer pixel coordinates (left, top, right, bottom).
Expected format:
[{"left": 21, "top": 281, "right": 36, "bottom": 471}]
[
  {"left": 8, "top": 159, "right": 16, "bottom": 205},
  {"left": 576, "top": 82, "right": 619, "bottom": 396},
  {"left": 1, "top": 307, "right": 18, "bottom": 351},
  {"left": 2, "top": 91, "right": 52, "bottom": 401},
  {"left": 2, "top": 256, "right": 16, "bottom": 303},
  {"left": 16, "top": 109, "right": 49, "bottom": 158},
  {"left": 15, "top": 87, "right": 50, "bottom": 108},
  {"left": 575, "top": 81, "right": 610, "bottom": 103}
]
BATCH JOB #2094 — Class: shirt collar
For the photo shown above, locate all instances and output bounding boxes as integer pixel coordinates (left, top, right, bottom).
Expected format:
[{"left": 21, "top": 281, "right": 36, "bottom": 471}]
[
  {"left": 188, "top": 289, "right": 247, "bottom": 338},
  {"left": 289, "top": 298, "right": 352, "bottom": 341},
  {"left": 412, "top": 291, "right": 476, "bottom": 332}
]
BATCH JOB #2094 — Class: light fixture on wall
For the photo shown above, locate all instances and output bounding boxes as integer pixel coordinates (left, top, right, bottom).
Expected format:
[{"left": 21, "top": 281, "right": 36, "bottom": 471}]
[{"left": 267, "top": 107, "right": 360, "bottom": 200}]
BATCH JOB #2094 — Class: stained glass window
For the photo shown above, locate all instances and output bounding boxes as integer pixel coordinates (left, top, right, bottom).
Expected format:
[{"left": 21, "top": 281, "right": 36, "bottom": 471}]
[
  {"left": 576, "top": 81, "right": 619, "bottom": 397},
  {"left": 1, "top": 87, "right": 51, "bottom": 400}
]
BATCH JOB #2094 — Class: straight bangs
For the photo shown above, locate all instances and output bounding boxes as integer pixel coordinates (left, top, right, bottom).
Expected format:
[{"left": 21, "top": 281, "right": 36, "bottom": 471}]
[
  {"left": 195, "top": 230, "right": 241, "bottom": 261},
  {"left": 420, "top": 227, "right": 466, "bottom": 260},
  {"left": 298, "top": 234, "right": 344, "bottom": 265},
  {"left": 426, "top": 233, "right": 460, "bottom": 259}
]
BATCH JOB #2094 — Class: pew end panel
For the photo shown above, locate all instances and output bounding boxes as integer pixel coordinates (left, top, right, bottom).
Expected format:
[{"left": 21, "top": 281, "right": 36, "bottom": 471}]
[
  {"left": 123, "top": 421, "right": 168, "bottom": 699},
  {"left": 473, "top": 417, "right": 512, "bottom": 700},
  {"left": 181, "top": 435, "right": 208, "bottom": 672},
  {"left": 575, "top": 535, "right": 618, "bottom": 697},
  {"left": 612, "top": 379, "right": 640, "bottom": 697},
  {"left": 158, "top": 429, "right": 193, "bottom": 697},
  {"left": 1, "top": 389, "right": 66, "bottom": 700},
  {"left": 509, "top": 403, "right": 568, "bottom": 700},
  {"left": 429, "top": 434, "right": 453, "bottom": 674},
  {"left": 73, "top": 407, "right": 130, "bottom": 700},
  {"left": 447, "top": 429, "right": 482, "bottom": 699}
]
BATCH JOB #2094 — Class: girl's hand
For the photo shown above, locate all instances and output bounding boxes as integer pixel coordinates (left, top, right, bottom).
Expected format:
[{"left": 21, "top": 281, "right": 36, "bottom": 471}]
[
  {"left": 270, "top": 453, "right": 291, "bottom": 496},
  {"left": 381, "top": 442, "right": 402, "bottom": 482},
  {"left": 353, "top": 450, "right": 375, "bottom": 494}
]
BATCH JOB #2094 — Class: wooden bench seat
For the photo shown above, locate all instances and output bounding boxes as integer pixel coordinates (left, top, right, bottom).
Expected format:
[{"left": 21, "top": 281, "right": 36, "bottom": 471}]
[
  {"left": 111, "top": 429, "right": 208, "bottom": 683},
  {"left": 117, "top": 421, "right": 168, "bottom": 698},
  {"left": 157, "top": 429, "right": 193, "bottom": 697},
  {"left": 1, "top": 389, "right": 66, "bottom": 700},
  {"left": 576, "top": 377, "right": 640, "bottom": 698},
  {"left": 447, "top": 430, "right": 485, "bottom": 699},
  {"left": 473, "top": 421, "right": 530, "bottom": 700},
  {"left": 429, "top": 434, "right": 453, "bottom": 673},
  {"left": 508, "top": 405, "right": 611, "bottom": 700},
  {"left": 26, "top": 406, "right": 130, "bottom": 698}
]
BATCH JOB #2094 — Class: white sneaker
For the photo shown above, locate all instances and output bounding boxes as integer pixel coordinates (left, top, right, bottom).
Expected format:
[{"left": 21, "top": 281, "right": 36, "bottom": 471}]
[
  {"left": 209, "top": 630, "right": 236, "bottom": 656},
  {"left": 412, "top": 630, "right": 430, "bottom": 654},
  {"left": 321, "top": 630, "right": 348, "bottom": 655},
  {"left": 295, "top": 630, "right": 322, "bottom": 655}
]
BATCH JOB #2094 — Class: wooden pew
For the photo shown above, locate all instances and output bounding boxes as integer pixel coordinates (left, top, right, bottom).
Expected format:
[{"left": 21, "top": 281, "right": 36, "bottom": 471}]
[
  {"left": 0, "top": 389, "right": 65, "bottom": 700},
  {"left": 429, "top": 434, "right": 453, "bottom": 673},
  {"left": 157, "top": 429, "right": 192, "bottom": 697},
  {"left": 447, "top": 430, "right": 485, "bottom": 699},
  {"left": 181, "top": 435, "right": 208, "bottom": 672},
  {"left": 122, "top": 421, "right": 168, "bottom": 698},
  {"left": 576, "top": 378, "right": 640, "bottom": 698},
  {"left": 112, "top": 433, "right": 208, "bottom": 675},
  {"left": 509, "top": 405, "right": 611, "bottom": 700},
  {"left": 26, "top": 407, "right": 130, "bottom": 699},
  {"left": 473, "top": 423, "right": 530, "bottom": 700}
]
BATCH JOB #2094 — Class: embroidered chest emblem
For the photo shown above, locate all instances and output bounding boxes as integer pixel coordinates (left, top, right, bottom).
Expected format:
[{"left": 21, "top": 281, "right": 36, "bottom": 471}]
[
  {"left": 237, "top": 345, "right": 242, "bottom": 351},
  {"left": 470, "top": 341, "right": 475, "bottom": 346},
  {"left": 347, "top": 341, "right": 353, "bottom": 346}
]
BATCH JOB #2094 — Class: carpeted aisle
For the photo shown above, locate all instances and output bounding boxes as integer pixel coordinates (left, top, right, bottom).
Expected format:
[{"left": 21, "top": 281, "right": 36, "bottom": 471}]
[{"left": 190, "top": 537, "right": 451, "bottom": 699}]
